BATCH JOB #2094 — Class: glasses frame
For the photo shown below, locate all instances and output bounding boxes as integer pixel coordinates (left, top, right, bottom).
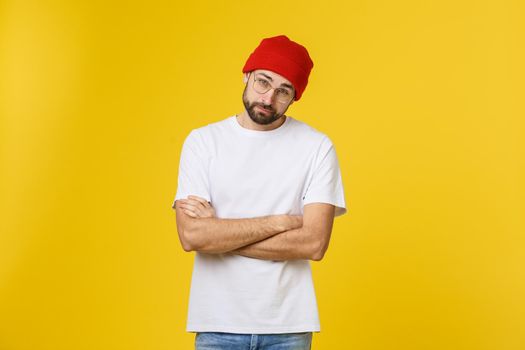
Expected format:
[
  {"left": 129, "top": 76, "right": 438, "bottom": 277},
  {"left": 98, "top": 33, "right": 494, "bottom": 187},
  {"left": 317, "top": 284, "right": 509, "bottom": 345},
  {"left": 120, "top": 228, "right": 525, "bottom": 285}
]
[{"left": 250, "top": 72, "right": 295, "bottom": 104}]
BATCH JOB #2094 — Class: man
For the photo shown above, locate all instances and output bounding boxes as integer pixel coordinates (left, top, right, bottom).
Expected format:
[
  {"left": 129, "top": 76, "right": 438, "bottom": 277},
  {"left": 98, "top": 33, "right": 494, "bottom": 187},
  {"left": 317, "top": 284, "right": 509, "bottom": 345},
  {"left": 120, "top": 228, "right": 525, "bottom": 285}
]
[{"left": 172, "top": 35, "right": 346, "bottom": 350}]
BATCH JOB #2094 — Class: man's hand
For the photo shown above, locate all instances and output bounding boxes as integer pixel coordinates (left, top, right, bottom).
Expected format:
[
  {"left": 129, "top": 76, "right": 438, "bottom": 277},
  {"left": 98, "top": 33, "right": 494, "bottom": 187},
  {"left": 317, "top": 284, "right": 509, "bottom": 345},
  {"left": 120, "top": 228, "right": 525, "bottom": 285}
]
[{"left": 177, "top": 195, "right": 216, "bottom": 218}]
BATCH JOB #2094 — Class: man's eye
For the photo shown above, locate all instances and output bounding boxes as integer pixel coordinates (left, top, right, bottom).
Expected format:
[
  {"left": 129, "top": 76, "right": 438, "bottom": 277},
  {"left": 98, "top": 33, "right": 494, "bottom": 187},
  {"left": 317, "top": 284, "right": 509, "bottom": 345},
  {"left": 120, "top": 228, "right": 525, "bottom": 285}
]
[
  {"left": 258, "top": 79, "right": 270, "bottom": 87},
  {"left": 277, "top": 89, "right": 291, "bottom": 97}
]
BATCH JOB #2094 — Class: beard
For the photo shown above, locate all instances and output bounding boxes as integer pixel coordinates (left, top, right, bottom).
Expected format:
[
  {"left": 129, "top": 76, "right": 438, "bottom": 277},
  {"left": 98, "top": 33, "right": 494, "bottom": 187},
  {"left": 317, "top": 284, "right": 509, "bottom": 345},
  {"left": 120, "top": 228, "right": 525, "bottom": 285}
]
[{"left": 242, "top": 87, "right": 286, "bottom": 125}]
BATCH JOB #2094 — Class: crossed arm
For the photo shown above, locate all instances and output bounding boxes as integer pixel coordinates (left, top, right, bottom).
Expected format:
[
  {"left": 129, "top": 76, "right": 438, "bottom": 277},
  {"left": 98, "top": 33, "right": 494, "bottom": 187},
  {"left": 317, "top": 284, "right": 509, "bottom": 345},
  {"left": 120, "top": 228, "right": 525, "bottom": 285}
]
[{"left": 174, "top": 196, "right": 335, "bottom": 261}]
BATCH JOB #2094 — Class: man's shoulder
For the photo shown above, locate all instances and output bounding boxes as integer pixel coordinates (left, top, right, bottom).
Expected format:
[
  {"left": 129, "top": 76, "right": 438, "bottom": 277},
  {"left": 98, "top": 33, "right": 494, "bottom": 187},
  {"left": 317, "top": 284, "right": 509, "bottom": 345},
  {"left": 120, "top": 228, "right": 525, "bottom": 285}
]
[
  {"left": 288, "top": 116, "right": 331, "bottom": 144},
  {"left": 181, "top": 116, "right": 234, "bottom": 153},
  {"left": 188, "top": 116, "right": 233, "bottom": 136},
  {"left": 182, "top": 116, "right": 232, "bottom": 144}
]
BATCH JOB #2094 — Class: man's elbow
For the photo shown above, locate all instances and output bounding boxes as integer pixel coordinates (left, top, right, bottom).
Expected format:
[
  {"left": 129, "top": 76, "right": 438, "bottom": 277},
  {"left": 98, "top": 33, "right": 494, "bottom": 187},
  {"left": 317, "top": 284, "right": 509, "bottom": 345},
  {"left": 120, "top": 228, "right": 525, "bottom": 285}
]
[
  {"left": 178, "top": 226, "right": 196, "bottom": 252},
  {"left": 309, "top": 235, "right": 330, "bottom": 261},
  {"left": 176, "top": 219, "right": 203, "bottom": 252},
  {"left": 180, "top": 236, "right": 195, "bottom": 252},
  {"left": 175, "top": 204, "right": 207, "bottom": 252},
  {"left": 310, "top": 241, "right": 328, "bottom": 261},
  {"left": 178, "top": 220, "right": 219, "bottom": 253},
  {"left": 310, "top": 248, "right": 327, "bottom": 261}
]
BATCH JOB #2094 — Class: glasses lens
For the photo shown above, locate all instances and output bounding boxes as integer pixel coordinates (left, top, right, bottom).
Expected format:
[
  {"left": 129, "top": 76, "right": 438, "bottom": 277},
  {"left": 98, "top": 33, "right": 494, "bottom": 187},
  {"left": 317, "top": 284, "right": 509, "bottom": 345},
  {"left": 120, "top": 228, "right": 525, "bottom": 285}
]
[
  {"left": 252, "top": 75, "right": 293, "bottom": 103},
  {"left": 253, "top": 77, "right": 269, "bottom": 94},
  {"left": 275, "top": 90, "right": 292, "bottom": 103}
]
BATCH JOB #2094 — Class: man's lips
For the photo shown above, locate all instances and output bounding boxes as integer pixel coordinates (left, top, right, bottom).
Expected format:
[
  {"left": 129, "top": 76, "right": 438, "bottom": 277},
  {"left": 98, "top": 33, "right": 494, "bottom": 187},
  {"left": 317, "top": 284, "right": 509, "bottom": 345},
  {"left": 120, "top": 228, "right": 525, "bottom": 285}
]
[{"left": 255, "top": 105, "right": 273, "bottom": 114}]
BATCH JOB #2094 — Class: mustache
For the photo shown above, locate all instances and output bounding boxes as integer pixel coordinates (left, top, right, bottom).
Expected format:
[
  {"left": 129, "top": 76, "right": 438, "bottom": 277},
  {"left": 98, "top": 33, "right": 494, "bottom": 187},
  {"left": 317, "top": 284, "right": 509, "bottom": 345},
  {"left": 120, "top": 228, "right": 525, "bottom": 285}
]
[{"left": 251, "top": 103, "right": 274, "bottom": 112}]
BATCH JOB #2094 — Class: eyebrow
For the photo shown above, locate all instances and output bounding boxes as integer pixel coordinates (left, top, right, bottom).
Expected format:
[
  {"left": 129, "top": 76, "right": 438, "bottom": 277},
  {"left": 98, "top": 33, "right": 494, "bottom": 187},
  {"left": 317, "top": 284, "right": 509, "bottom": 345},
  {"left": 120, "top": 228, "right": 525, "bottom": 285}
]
[{"left": 258, "top": 73, "right": 294, "bottom": 91}]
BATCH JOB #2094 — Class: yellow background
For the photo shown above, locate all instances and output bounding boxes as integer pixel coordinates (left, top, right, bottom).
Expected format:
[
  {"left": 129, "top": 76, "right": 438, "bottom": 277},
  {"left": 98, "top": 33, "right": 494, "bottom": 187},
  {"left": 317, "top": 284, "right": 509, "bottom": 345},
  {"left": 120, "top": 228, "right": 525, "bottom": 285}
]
[{"left": 1, "top": 0, "right": 524, "bottom": 349}]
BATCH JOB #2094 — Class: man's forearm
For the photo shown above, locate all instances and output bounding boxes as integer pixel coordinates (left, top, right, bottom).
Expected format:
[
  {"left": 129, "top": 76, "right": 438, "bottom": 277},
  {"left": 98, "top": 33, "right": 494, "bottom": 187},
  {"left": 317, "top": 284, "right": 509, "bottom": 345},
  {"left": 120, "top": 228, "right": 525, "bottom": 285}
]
[
  {"left": 178, "top": 212, "right": 302, "bottom": 254},
  {"left": 233, "top": 226, "right": 324, "bottom": 261},
  {"left": 176, "top": 197, "right": 334, "bottom": 260}
]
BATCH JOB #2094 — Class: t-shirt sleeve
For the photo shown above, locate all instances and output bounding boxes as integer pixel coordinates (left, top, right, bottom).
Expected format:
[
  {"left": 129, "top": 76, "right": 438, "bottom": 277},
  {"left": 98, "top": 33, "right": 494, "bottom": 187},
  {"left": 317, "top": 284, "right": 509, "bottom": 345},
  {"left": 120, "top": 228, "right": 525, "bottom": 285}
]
[
  {"left": 172, "top": 129, "right": 211, "bottom": 209},
  {"left": 302, "top": 136, "right": 347, "bottom": 217}
]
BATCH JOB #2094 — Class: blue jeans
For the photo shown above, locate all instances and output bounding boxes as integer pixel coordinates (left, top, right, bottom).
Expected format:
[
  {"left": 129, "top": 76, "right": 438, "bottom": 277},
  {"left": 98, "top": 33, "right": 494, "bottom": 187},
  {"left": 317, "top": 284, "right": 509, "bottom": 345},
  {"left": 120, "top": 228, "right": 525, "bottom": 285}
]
[{"left": 195, "top": 332, "right": 313, "bottom": 350}]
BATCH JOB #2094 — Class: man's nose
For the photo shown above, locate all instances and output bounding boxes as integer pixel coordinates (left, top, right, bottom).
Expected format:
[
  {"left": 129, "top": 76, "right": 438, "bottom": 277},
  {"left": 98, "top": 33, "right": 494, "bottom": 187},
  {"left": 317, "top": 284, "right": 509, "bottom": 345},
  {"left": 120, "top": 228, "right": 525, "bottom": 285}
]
[{"left": 259, "top": 88, "right": 276, "bottom": 104}]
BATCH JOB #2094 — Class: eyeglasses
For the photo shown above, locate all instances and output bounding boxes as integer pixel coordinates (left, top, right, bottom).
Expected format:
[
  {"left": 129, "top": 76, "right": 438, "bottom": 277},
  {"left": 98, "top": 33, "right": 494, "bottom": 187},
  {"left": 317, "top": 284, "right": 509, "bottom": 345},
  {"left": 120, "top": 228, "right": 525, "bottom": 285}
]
[{"left": 251, "top": 73, "right": 294, "bottom": 104}]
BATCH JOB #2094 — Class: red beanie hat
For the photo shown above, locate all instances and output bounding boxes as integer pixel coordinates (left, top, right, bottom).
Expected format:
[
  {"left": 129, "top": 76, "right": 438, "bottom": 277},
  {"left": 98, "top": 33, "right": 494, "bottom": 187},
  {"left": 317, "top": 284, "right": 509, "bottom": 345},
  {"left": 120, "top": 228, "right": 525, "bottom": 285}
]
[{"left": 242, "top": 35, "right": 314, "bottom": 101}]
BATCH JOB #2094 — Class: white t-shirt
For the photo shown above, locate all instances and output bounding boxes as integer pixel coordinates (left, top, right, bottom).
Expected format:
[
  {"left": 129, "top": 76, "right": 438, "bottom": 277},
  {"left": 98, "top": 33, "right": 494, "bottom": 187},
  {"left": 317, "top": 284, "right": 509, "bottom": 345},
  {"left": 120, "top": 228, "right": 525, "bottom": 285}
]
[{"left": 173, "top": 115, "right": 346, "bottom": 334}]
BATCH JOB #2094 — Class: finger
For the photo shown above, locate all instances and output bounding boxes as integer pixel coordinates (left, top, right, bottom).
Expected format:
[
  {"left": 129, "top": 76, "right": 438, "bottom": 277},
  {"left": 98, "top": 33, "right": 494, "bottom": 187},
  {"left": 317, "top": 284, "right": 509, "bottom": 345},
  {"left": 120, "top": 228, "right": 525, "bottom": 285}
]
[
  {"left": 179, "top": 203, "right": 205, "bottom": 217},
  {"left": 183, "top": 209, "right": 197, "bottom": 218},
  {"left": 178, "top": 202, "right": 198, "bottom": 213},
  {"left": 179, "top": 200, "right": 199, "bottom": 210},
  {"left": 187, "top": 196, "right": 209, "bottom": 207},
  {"left": 177, "top": 199, "right": 194, "bottom": 209},
  {"left": 191, "top": 196, "right": 212, "bottom": 208},
  {"left": 185, "top": 198, "right": 207, "bottom": 210},
  {"left": 179, "top": 202, "right": 201, "bottom": 212}
]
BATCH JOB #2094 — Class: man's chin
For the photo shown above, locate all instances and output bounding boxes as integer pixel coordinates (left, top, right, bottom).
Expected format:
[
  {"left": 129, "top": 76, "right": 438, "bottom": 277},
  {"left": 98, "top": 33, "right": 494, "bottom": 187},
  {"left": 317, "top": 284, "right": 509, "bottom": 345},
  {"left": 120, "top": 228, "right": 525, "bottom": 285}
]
[{"left": 248, "top": 111, "right": 281, "bottom": 125}]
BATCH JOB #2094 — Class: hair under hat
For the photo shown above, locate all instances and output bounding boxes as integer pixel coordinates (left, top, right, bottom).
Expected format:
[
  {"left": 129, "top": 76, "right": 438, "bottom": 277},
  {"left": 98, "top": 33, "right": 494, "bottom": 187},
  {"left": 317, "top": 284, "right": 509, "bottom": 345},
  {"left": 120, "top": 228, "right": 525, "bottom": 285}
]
[{"left": 242, "top": 35, "right": 314, "bottom": 101}]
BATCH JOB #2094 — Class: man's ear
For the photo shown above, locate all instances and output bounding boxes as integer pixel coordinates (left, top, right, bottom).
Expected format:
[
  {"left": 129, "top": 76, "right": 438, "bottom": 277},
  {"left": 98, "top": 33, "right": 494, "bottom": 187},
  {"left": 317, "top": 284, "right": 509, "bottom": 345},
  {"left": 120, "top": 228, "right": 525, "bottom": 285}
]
[{"left": 243, "top": 73, "right": 249, "bottom": 84}]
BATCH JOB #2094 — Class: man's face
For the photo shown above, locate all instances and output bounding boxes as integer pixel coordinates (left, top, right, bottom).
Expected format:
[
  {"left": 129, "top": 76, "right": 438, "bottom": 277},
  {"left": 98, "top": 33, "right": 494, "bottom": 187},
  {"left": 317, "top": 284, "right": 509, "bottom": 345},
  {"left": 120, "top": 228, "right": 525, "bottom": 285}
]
[{"left": 242, "top": 69, "right": 295, "bottom": 125}]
